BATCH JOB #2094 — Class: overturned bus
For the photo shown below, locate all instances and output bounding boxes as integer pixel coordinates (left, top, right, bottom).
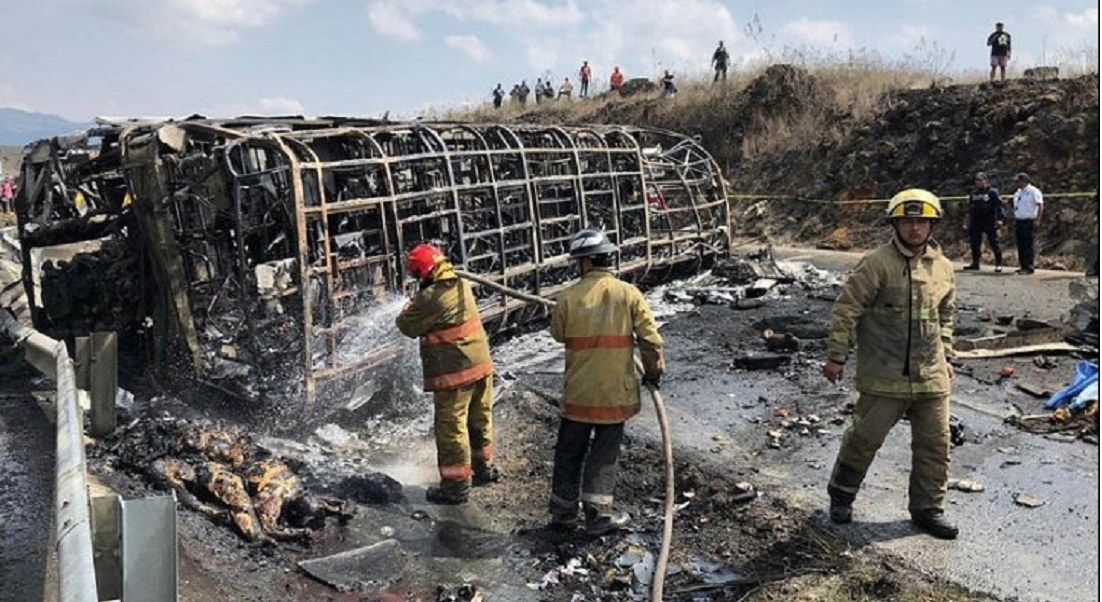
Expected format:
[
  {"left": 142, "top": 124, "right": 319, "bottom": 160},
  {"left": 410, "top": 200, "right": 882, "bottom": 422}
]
[{"left": 14, "top": 117, "right": 729, "bottom": 404}]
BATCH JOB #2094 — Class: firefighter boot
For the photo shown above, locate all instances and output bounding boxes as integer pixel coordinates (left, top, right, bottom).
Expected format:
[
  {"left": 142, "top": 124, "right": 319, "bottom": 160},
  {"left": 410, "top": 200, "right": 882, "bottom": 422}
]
[
  {"left": 472, "top": 462, "right": 502, "bottom": 486},
  {"left": 828, "top": 485, "right": 854, "bottom": 524},
  {"left": 426, "top": 479, "right": 470, "bottom": 505},
  {"left": 549, "top": 495, "right": 580, "bottom": 530},
  {"left": 911, "top": 511, "right": 959, "bottom": 540},
  {"left": 584, "top": 503, "right": 630, "bottom": 536}
]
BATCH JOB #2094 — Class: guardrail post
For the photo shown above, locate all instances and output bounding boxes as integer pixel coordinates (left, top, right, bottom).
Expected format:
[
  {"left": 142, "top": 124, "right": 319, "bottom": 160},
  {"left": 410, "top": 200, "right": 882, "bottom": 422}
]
[
  {"left": 89, "top": 332, "right": 118, "bottom": 437},
  {"left": 91, "top": 495, "right": 123, "bottom": 600},
  {"left": 75, "top": 336, "right": 91, "bottom": 390}
]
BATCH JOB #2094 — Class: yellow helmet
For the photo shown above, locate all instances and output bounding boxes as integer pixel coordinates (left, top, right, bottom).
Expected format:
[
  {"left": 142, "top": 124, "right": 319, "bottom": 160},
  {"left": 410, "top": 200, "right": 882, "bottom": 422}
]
[{"left": 886, "top": 188, "right": 943, "bottom": 220}]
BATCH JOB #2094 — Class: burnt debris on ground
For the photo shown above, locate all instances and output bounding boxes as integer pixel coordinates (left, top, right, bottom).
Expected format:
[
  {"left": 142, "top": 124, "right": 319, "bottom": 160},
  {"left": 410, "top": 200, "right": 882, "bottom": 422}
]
[{"left": 36, "top": 246, "right": 1097, "bottom": 600}]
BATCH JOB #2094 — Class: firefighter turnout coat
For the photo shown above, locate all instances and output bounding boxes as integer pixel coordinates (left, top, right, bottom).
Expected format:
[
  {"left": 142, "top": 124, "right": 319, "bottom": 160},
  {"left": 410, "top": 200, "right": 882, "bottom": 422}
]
[
  {"left": 827, "top": 236, "right": 956, "bottom": 397},
  {"left": 395, "top": 262, "right": 493, "bottom": 392},
  {"left": 551, "top": 270, "right": 665, "bottom": 424}
]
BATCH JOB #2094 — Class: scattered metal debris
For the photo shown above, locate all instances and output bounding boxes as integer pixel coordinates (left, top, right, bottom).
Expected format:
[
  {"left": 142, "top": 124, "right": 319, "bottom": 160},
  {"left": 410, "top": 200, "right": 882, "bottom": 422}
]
[
  {"left": 298, "top": 538, "right": 407, "bottom": 592},
  {"left": 947, "top": 478, "right": 985, "bottom": 493},
  {"left": 1012, "top": 493, "right": 1045, "bottom": 509},
  {"left": 949, "top": 415, "right": 966, "bottom": 446},
  {"left": 435, "top": 583, "right": 484, "bottom": 602},
  {"left": 762, "top": 328, "right": 800, "bottom": 352}
]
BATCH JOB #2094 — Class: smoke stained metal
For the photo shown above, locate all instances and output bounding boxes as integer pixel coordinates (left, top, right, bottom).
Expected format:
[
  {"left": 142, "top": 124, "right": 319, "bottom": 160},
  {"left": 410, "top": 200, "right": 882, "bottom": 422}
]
[{"left": 15, "top": 117, "right": 729, "bottom": 404}]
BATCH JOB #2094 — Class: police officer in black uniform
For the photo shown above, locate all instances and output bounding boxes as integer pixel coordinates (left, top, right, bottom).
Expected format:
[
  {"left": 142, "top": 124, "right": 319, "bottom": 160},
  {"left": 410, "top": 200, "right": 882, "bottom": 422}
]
[{"left": 963, "top": 171, "right": 1005, "bottom": 272}]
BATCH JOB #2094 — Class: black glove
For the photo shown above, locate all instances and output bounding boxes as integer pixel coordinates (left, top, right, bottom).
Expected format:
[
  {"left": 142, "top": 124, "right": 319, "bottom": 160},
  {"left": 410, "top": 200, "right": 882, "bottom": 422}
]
[{"left": 642, "top": 373, "right": 662, "bottom": 390}]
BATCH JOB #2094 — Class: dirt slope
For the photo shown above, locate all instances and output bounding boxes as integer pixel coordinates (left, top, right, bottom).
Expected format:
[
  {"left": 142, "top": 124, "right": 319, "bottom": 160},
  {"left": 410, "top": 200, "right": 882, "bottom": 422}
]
[{"left": 475, "top": 65, "right": 1100, "bottom": 269}]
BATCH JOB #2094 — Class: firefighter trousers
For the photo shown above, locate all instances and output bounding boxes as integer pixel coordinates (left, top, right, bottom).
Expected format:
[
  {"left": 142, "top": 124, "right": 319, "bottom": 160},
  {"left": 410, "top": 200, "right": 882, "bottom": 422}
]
[
  {"left": 828, "top": 392, "right": 950, "bottom": 516},
  {"left": 433, "top": 374, "right": 494, "bottom": 485},
  {"left": 550, "top": 418, "right": 624, "bottom": 518}
]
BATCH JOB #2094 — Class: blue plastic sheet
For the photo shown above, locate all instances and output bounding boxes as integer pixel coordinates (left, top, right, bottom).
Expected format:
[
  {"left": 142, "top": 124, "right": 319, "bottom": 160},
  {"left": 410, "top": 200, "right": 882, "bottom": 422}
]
[
  {"left": 1071, "top": 381, "right": 1099, "bottom": 411},
  {"left": 1046, "top": 361, "right": 1100, "bottom": 410}
]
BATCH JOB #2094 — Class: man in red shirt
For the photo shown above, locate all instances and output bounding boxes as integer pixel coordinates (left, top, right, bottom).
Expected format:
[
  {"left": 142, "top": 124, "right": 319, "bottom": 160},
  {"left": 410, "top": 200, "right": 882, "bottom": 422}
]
[
  {"left": 579, "top": 61, "right": 592, "bottom": 98},
  {"left": 609, "top": 66, "right": 624, "bottom": 91}
]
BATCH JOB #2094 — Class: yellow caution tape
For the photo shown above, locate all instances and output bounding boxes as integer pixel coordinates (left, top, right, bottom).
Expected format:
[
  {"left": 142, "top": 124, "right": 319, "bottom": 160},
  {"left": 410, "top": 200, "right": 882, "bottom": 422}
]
[{"left": 728, "top": 191, "right": 1098, "bottom": 205}]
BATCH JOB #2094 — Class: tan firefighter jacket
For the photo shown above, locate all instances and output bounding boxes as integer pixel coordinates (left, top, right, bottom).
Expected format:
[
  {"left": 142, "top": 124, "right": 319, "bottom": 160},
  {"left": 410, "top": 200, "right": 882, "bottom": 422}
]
[
  {"left": 550, "top": 270, "right": 665, "bottom": 424},
  {"left": 395, "top": 261, "right": 493, "bottom": 392},
  {"left": 827, "top": 235, "right": 956, "bottom": 397}
]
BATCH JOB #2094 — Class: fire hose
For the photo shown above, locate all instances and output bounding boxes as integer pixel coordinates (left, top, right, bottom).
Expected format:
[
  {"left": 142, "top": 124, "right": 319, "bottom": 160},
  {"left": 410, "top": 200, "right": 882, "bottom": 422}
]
[{"left": 455, "top": 270, "right": 675, "bottom": 602}]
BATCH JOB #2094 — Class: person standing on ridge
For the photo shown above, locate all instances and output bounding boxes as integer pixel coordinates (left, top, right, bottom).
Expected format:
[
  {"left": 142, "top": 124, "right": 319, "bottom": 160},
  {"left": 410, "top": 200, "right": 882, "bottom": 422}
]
[
  {"left": 609, "top": 66, "right": 625, "bottom": 91},
  {"left": 962, "top": 171, "right": 1005, "bottom": 272},
  {"left": 492, "top": 84, "right": 505, "bottom": 109},
  {"left": 712, "top": 41, "right": 730, "bottom": 82},
  {"left": 824, "top": 189, "right": 960, "bottom": 540},
  {"left": 661, "top": 70, "right": 677, "bottom": 97},
  {"left": 534, "top": 78, "right": 545, "bottom": 104},
  {"left": 396, "top": 244, "right": 501, "bottom": 505},
  {"left": 987, "top": 22, "right": 1012, "bottom": 82},
  {"left": 579, "top": 61, "right": 593, "bottom": 98},
  {"left": 517, "top": 80, "right": 530, "bottom": 106},
  {"left": 0, "top": 177, "right": 12, "bottom": 213},
  {"left": 549, "top": 229, "right": 664, "bottom": 535},
  {"left": 1011, "top": 172, "right": 1043, "bottom": 274}
]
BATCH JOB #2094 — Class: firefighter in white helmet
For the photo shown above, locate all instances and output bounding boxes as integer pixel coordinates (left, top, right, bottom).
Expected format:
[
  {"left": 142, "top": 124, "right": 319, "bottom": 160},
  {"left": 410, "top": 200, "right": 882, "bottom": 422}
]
[
  {"left": 823, "top": 189, "right": 960, "bottom": 539},
  {"left": 548, "top": 228, "right": 664, "bottom": 535}
]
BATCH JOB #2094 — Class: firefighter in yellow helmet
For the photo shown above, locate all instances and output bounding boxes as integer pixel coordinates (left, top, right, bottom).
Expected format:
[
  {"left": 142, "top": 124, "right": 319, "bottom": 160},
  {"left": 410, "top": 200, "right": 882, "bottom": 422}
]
[
  {"left": 395, "top": 243, "right": 500, "bottom": 505},
  {"left": 823, "top": 189, "right": 960, "bottom": 539},
  {"left": 548, "top": 229, "right": 664, "bottom": 535}
]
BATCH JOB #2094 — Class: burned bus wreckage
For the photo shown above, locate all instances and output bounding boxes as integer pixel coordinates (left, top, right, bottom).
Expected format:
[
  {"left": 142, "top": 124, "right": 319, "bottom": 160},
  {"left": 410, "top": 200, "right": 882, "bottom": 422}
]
[{"left": 14, "top": 117, "right": 729, "bottom": 404}]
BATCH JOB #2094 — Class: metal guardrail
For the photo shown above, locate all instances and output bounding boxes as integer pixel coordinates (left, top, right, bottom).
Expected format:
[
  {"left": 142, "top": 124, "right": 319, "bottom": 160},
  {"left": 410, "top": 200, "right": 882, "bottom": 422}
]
[
  {"left": 1, "top": 309, "right": 99, "bottom": 602},
  {"left": 1, "top": 309, "right": 178, "bottom": 602}
]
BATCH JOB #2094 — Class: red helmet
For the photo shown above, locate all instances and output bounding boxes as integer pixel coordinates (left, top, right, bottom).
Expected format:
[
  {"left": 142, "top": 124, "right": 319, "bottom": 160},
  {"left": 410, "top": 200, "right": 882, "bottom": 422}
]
[{"left": 406, "top": 244, "right": 443, "bottom": 280}]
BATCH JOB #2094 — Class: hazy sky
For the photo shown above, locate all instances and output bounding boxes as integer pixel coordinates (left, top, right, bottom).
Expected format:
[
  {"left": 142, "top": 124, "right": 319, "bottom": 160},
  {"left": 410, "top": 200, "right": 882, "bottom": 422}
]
[{"left": 1, "top": 0, "right": 1097, "bottom": 120}]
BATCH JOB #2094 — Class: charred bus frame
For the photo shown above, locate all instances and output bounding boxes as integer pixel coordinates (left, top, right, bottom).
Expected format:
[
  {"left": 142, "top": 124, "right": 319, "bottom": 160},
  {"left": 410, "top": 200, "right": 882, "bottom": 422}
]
[{"left": 15, "top": 118, "right": 729, "bottom": 404}]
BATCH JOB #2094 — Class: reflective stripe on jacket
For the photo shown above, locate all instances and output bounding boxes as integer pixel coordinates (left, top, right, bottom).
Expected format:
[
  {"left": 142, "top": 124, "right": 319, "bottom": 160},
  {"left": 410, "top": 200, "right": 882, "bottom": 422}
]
[
  {"left": 550, "top": 270, "right": 664, "bottom": 424},
  {"left": 395, "top": 263, "right": 493, "bottom": 392},
  {"left": 827, "top": 236, "right": 956, "bottom": 396}
]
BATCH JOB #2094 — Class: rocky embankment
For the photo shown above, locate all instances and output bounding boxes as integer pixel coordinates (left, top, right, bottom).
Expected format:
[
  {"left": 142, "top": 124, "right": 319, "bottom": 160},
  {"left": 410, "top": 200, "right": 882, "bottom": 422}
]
[{"left": 498, "top": 65, "right": 1100, "bottom": 269}]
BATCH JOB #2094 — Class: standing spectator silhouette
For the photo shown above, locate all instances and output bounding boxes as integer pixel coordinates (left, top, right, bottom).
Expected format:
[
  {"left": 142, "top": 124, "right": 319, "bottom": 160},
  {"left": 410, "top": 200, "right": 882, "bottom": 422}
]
[
  {"left": 661, "top": 70, "right": 677, "bottom": 98},
  {"left": 517, "top": 80, "right": 530, "bottom": 106},
  {"left": 579, "top": 61, "right": 592, "bottom": 98},
  {"left": 987, "top": 22, "right": 1012, "bottom": 82},
  {"left": 712, "top": 41, "right": 729, "bottom": 82},
  {"left": 492, "top": 84, "right": 505, "bottom": 109},
  {"left": 0, "top": 177, "right": 12, "bottom": 213}
]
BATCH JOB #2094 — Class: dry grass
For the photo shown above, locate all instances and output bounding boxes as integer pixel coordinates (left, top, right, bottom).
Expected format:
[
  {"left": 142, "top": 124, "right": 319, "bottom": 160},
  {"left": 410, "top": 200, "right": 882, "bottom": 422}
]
[{"left": 439, "top": 53, "right": 1003, "bottom": 171}]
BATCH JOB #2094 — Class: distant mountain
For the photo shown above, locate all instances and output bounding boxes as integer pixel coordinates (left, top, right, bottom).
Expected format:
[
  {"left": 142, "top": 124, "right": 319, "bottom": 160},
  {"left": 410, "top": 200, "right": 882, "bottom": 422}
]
[{"left": 0, "top": 108, "right": 90, "bottom": 146}]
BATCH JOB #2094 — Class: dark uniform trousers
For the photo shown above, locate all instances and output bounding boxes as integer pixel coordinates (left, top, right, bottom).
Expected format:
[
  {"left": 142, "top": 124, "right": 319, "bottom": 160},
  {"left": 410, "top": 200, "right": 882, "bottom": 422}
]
[
  {"left": 1015, "top": 219, "right": 1036, "bottom": 270},
  {"left": 828, "top": 392, "right": 951, "bottom": 516},
  {"left": 968, "top": 222, "right": 1002, "bottom": 266},
  {"left": 549, "top": 418, "right": 624, "bottom": 519}
]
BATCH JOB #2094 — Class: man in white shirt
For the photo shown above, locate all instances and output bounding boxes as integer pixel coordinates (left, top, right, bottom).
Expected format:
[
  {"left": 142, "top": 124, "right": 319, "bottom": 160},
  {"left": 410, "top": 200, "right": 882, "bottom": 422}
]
[{"left": 1011, "top": 172, "right": 1043, "bottom": 274}]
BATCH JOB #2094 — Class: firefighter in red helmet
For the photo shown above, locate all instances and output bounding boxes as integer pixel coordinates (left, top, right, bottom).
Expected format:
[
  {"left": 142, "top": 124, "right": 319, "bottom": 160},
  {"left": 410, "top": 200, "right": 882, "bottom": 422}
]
[{"left": 395, "top": 244, "right": 500, "bottom": 504}]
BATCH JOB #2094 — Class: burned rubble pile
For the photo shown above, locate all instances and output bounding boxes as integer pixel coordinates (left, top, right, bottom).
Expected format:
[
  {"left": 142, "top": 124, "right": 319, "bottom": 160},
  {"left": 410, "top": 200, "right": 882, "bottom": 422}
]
[
  {"left": 92, "top": 416, "right": 403, "bottom": 543},
  {"left": 662, "top": 246, "right": 839, "bottom": 372}
]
